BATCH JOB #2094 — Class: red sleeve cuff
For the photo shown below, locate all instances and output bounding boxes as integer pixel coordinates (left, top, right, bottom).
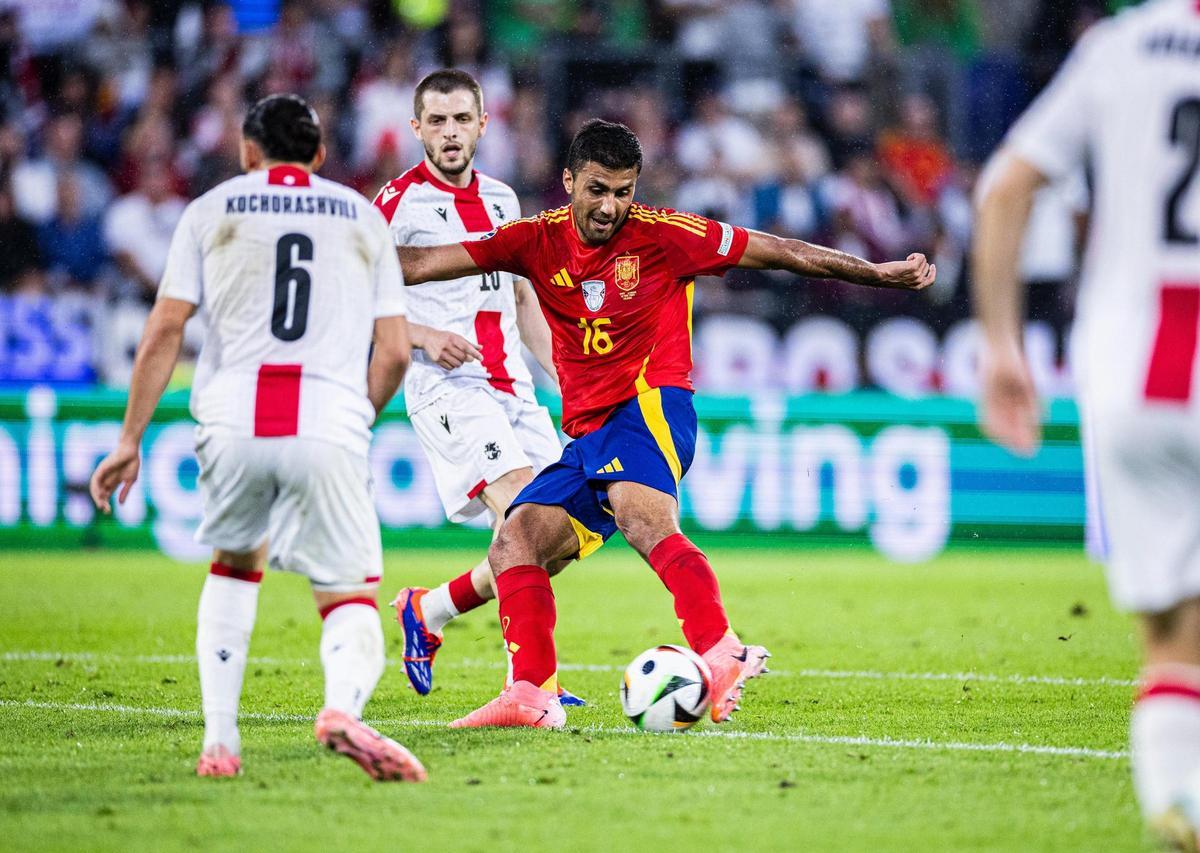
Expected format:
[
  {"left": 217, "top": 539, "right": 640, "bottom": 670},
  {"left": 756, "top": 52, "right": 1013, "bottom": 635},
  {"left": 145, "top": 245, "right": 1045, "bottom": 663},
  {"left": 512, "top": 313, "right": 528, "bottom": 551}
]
[{"left": 725, "top": 225, "right": 750, "bottom": 268}]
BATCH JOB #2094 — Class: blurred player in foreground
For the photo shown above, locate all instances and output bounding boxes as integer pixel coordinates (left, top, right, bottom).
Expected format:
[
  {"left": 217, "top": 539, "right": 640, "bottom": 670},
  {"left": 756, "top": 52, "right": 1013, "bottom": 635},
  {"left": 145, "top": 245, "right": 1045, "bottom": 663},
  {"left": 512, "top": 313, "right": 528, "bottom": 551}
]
[
  {"left": 973, "top": 0, "right": 1200, "bottom": 843},
  {"left": 89, "top": 94, "right": 425, "bottom": 782},
  {"left": 399, "top": 118, "right": 935, "bottom": 729},
  {"left": 371, "top": 70, "right": 584, "bottom": 706}
]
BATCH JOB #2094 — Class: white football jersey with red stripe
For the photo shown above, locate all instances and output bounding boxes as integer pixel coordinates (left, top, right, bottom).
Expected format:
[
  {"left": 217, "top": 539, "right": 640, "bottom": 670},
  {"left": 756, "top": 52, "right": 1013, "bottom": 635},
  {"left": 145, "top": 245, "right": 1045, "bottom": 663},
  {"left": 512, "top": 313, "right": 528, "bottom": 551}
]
[
  {"left": 372, "top": 161, "right": 535, "bottom": 414},
  {"left": 158, "top": 165, "right": 407, "bottom": 456},
  {"left": 1006, "top": 0, "right": 1200, "bottom": 408}
]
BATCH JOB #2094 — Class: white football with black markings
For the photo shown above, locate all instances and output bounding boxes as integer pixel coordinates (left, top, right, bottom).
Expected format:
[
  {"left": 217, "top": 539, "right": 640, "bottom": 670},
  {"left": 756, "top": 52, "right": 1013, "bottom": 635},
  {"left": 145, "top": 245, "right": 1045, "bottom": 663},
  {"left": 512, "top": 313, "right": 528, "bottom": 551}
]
[{"left": 620, "top": 644, "right": 712, "bottom": 732}]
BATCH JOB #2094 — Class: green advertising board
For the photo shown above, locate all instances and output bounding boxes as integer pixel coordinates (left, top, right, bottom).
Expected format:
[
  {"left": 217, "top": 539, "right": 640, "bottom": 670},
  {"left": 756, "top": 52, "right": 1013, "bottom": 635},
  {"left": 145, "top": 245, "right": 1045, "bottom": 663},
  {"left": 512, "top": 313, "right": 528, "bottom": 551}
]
[{"left": 0, "top": 388, "right": 1086, "bottom": 561}]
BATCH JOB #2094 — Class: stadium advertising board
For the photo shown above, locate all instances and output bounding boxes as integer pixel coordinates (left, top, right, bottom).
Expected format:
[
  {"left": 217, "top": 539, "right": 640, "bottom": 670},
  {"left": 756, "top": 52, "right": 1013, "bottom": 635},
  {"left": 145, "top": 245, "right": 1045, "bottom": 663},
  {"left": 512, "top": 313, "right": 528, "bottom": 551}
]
[{"left": 0, "top": 388, "right": 1085, "bottom": 562}]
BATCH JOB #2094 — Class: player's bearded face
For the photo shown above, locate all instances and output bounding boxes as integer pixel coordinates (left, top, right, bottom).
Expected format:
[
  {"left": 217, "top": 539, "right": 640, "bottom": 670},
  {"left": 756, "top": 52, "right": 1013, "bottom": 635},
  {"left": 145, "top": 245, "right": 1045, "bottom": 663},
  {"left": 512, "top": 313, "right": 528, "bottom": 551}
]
[
  {"left": 564, "top": 163, "right": 638, "bottom": 245},
  {"left": 413, "top": 89, "right": 485, "bottom": 178}
]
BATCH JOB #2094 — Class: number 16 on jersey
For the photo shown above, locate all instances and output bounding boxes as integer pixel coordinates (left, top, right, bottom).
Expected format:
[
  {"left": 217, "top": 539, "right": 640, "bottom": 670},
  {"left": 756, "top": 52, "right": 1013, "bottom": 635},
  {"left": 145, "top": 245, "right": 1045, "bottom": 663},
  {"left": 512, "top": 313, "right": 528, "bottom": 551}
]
[{"left": 578, "top": 317, "right": 613, "bottom": 355}]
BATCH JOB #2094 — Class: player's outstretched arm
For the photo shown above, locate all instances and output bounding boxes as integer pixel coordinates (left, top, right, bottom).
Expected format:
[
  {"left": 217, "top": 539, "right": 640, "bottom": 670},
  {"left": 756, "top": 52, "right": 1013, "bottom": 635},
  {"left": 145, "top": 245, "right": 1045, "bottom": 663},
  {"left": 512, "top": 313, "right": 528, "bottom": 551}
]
[
  {"left": 972, "top": 151, "right": 1047, "bottom": 457},
  {"left": 368, "top": 315, "right": 412, "bottom": 417},
  {"left": 90, "top": 297, "right": 195, "bottom": 513},
  {"left": 396, "top": 243, "right": 482, "bottom": 286},
  {"left": 738, "top": 230, "right": 936, "bottom": 291}
]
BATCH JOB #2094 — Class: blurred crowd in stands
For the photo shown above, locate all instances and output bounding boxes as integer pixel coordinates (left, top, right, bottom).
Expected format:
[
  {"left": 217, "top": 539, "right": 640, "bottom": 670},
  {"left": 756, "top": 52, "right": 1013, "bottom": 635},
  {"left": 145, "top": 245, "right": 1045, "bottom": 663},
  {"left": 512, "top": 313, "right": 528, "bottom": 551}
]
[{"left": 0, "top": 0, "right": 1138, "bottom": 390}]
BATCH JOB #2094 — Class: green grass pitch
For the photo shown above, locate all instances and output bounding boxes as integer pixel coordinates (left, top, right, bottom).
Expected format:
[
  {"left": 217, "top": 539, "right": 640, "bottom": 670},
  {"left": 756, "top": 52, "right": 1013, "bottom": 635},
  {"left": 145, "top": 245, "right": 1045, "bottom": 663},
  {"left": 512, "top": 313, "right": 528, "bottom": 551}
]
[{"left": 0, "top": 544, "right": 1154, "bottom": 851}]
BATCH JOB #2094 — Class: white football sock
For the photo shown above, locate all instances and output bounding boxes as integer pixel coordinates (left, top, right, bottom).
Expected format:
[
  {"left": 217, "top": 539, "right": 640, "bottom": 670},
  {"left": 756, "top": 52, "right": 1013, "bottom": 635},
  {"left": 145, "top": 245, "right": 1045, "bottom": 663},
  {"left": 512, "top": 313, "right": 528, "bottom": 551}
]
[
  {"left": 421, "top": 584, "right": 459, "bottom": 635},
  {"left": 1132, "top": 666, "right": 1200, "bottom": 818},
  {"left": 320, "top": 602, "right": 384, "bottom": 718},
  {"left": 196, "top": 572, "right": 261, "bottom": 754}
]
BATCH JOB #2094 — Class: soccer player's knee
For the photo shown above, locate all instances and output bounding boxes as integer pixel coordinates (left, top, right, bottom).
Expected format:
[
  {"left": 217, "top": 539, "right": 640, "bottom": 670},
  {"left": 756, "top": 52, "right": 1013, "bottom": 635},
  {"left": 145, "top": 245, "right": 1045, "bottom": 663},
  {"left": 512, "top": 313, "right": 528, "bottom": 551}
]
[
  {"left": 1144, "top": 600, "right": 1200, "bottom": 649},
  {"left": 488, "top": 523, "right": 530, "bottom": 576},
  {"left": 614, "top": 511, "right": 671, "bottom": 557},
  {"left": 484, "top": 468, "right": 534, "bottom": 515}
]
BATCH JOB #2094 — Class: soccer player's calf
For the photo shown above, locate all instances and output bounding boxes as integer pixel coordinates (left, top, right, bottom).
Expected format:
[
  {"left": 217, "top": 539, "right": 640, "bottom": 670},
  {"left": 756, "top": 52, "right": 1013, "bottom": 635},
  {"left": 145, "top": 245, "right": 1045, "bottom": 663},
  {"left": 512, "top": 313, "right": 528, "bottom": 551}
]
[{"left": 392, "top": 466, "right": 585, "bottom": 705}]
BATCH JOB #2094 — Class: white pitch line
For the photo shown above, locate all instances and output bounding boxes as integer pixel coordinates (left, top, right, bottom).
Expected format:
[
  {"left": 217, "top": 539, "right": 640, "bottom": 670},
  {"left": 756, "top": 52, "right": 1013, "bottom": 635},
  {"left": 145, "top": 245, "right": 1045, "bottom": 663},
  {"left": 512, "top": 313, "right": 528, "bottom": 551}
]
[
  {"left": 0, "top": 698, "right": 1127, "bottom": 761},
  {"left": 785, "top": 668, "right": 1138, "bottom": 689},
  {"left": 684, "top": 728, "right": 1129, "bottom": 760},
  {"left": 0, "top": 651, "right": 297, "bottom": 666},
  {"left": 0, "top": 699, "right": 441, "bottom": 727},
  {"left": 2, "top": 649, "right": 1138, "bottom": 689}
]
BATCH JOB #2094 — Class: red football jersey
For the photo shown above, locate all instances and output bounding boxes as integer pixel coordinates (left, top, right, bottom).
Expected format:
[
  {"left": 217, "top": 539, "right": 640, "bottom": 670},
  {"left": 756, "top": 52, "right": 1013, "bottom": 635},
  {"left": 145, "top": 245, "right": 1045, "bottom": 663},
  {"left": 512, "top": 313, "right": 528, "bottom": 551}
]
[{"left": 462, "top": 203, "right": 749, "bottom": 437}]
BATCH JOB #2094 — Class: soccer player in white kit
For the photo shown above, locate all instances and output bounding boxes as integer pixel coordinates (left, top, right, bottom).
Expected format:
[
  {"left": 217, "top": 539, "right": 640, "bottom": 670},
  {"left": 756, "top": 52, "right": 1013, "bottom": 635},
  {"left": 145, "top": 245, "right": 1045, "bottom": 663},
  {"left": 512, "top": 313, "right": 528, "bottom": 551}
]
[
  {"left": 973, "top": 1, "right": 1200, "bottom": 841},
  {"left": 370, "top": 70, "right": 583, "bottom": 703},
  {"left": 89, "top": 94, "right": 426, "bottom": 783}
]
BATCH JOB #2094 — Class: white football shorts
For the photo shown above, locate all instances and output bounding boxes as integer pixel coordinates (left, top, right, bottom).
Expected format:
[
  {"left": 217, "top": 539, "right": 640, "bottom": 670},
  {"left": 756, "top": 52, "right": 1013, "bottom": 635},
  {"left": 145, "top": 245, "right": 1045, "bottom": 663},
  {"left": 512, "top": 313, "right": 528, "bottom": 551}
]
[
  {"left": 193, "top": 429, "right": 383, "bottom": 592},
  {"left": 1087, "top": 403, "right": 1200, "bottom": 613},
  {"left": 409, "top": 387, "right": 564, "bottom": 522}
]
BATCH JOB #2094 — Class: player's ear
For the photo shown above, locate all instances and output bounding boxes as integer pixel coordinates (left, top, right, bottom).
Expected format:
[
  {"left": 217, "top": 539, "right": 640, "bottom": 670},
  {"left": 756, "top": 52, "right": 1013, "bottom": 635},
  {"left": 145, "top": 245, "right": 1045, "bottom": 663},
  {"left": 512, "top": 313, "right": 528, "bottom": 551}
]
[
  {"left": 562, "top": 168, "right": 573, "bottom": 196},
  {"left": 310, "top": 143, "right": 326, "bottom": 173},
  {"left": 240, "top": 137, "right": 263, "bottom": 173},
  {"left": 409, "top": 117, "right": 421, "bottom": 139},
  {"left": 478, "top": 111, "right": 488, "bottom": 137}
]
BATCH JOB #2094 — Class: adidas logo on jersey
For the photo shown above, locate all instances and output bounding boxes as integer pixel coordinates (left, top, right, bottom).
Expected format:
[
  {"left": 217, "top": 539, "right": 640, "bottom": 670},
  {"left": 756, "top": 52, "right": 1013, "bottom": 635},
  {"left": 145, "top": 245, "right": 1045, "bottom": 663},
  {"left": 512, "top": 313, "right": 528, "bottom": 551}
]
[{"left": 597, "top": 458, "right": 623, "bottom": 474}]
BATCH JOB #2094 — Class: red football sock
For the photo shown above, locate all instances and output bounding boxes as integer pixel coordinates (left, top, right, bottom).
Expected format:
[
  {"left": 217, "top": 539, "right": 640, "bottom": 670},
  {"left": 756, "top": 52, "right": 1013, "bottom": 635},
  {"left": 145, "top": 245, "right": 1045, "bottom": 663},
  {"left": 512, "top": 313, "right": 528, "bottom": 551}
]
[
  {"left": 648, "top": 534, "right": 731, "bottom": 655},
  {"left": 448, "top": 569, "right": 487, "bottom": 614},
  {"left": 209, "top": 561, "right": 263, "bottom": 584},
  {"left": 495, "top": 564, "right": 558, "bottom": 692}
]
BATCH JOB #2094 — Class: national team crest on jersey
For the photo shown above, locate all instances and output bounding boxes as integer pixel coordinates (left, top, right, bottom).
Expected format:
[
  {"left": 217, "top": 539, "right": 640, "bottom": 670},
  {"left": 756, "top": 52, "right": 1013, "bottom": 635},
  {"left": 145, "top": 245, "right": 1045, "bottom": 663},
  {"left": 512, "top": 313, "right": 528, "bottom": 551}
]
[
  {"left": 614, "top": 255, "right": 639, "bottom": 296},
  {"left": 582, "top": 280, "right": 606, "bottom": 312}
]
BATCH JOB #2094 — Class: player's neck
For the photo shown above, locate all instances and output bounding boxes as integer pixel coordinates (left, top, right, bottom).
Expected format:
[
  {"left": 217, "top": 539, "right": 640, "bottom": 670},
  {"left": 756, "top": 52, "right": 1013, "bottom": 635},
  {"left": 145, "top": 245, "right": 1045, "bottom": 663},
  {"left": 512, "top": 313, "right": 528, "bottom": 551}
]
[
  {"left": 258, "top": 159, "right": 315, "bottom": 174},
  {"left": 422, "top": 157, "right": 473, "bottom": 189}
]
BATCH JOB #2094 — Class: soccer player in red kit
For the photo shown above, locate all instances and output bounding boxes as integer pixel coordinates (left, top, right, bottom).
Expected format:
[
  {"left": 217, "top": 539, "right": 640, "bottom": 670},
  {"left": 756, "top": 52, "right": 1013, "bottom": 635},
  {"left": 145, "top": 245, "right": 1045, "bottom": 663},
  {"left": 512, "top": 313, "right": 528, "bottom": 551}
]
[{"left": 398, "top": 119, "right": 935, "bottom": 728}]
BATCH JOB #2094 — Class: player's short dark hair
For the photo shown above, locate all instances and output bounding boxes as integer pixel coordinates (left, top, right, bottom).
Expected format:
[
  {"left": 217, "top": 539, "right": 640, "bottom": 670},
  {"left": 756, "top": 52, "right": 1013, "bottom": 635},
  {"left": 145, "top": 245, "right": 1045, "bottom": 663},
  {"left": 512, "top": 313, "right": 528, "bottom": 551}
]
[
  {"left": 566, "top": 119, "right": 643, "bottom": 176},
  {"left": 241, "top": 93, "right": 321, "bottom": 163},
  {"left": 413, "top": 69, "right": 483, "bottom": 119}
]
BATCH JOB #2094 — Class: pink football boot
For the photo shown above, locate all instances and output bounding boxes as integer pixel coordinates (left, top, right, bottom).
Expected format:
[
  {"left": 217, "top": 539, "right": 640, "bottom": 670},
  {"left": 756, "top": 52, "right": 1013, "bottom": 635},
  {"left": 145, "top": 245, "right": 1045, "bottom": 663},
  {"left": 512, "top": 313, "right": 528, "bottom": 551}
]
[
  {"left": 314, "top": 708, "right": 427, "bottom": 782},
  {"left": 449, "top": 680, "right": 566, "bottom": 729},
  {"left": 702, "top": 635, "right": 770, "bottom": 723},
  {"left": 196, "top": 744, "right": 241, "bottom": 778}
]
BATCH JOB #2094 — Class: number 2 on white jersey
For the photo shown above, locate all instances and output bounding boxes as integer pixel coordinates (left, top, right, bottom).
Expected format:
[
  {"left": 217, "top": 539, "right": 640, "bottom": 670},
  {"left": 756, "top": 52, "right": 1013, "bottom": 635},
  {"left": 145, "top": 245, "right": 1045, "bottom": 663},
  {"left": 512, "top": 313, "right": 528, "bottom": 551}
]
[{"left": 1142, "top": 97, "right": 1200, "bottom": 402}]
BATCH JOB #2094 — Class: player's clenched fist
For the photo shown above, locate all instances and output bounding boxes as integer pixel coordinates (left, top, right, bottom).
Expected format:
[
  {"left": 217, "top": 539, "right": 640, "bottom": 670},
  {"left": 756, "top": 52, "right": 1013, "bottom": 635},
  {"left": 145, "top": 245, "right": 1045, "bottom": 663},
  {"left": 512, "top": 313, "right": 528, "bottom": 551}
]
[
  {"left": 420, "top": 328, "right": 482, "bottom": 370},
  {"left": 90, "top": 442, "right": 141, "bottom": 514},
  {"left": 875, "top": 253, "right": 936, "bottom": 291}
]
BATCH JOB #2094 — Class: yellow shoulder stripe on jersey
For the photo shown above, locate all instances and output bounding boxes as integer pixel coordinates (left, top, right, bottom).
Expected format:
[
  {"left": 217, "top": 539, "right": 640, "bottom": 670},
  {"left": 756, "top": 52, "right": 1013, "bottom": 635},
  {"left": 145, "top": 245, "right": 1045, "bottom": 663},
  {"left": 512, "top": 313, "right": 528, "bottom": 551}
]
[
  {"left": 637, "top": 387, "right": 682, "bottom": 485},
  {"left": 496, "top": 214, "right": 538, "bottom": 232},
  {"left": 628, "top": 211, "right": 706, "bottom": 237},
  {"left": 634, "top": 217, "right": 706, "bottom": 238},
  {"left": 659, "top": 212, "right": 709, "bottom": 230},
  {"left": 631, "top": 205, "right": 708, "bottom": 227}
]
